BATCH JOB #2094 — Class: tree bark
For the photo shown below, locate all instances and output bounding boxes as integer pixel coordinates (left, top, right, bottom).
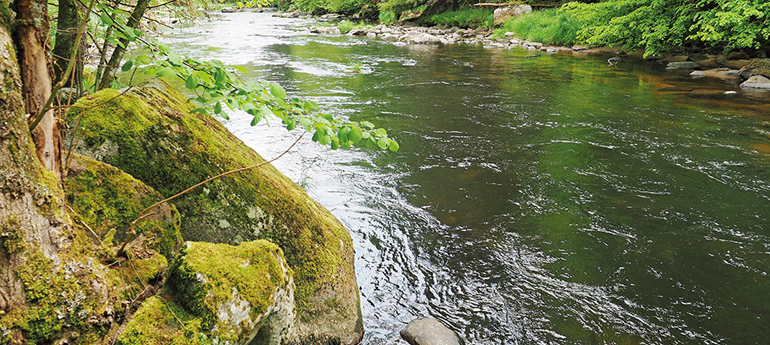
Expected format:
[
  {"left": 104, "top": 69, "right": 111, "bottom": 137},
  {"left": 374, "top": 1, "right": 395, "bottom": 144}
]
[
  {"left": 52, "top": 0, "right": 86, "bottom": 89},
  {"left": 97, "top": 0, "right": 151, "bottom": 90},
  {"left": 13, "top": 0, "right": 62, "bottom": 179}
]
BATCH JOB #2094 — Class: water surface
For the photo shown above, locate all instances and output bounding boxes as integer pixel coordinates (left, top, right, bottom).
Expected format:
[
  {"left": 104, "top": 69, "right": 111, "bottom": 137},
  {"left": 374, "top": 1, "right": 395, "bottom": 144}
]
[{"left": 162, "top": 11, "right": 770, "bottom": 344}]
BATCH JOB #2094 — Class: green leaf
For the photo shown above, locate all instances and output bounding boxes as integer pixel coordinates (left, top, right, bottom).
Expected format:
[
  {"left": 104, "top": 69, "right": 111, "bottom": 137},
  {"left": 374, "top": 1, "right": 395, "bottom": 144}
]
[
  {"left": 388, "top": 140, "right": 400, "bottom": 152},
  {"left": 349, "top": 127, "right": 363, "bottom": 142},
  {"left": 377, "top": 137, "right": 389, "bottom": 150},
  {"left": 337, "top": 131, "right": 348, "bottom": 143},
  {"left": 233, "top": 66, "right": 247, "bottom": 73},
  {"left": 331, "top": 138, "right": 339, "bottom": 150},
  {"left": 121, "top": 60, "right": 133, "bottom": 72},
  {"left": 362, "top": 121, "right": 375, "bottom": 129},
  {"left": 100, "top": 12, "right": 113, "bottom": 26},
  {"left": 270, "top": 83, "right": 287, "bottom": 99},
  {"left": 376, "top": 128, "right": 387, "bottom": 136},
  {"left": 167, "top": 52, "right": 183, "bottom": 66},
  {"left": 185, "top": 75, "right": 198, "bottom": 89},
  {"left": 259, "top": 104, "right": 273, "bottom": 119},
  {"left": 287, "top": 121, "right": 297, "bottom": 130},
  {"left": 214, "top": 101, "right": 222, "bottom": 114},
  {"left": 251, "top": 116, "right": 260, "bottom": 126},
  {"left": 312, "top": 130, "right": 321, "bottom": 142}
]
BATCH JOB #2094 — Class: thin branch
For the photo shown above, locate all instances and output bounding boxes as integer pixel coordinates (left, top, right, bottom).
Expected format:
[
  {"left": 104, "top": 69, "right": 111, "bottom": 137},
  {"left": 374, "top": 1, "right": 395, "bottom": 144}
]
[
  {"left": 148, "top": 0, "right": 177, "bottom": 9},
  {"left": 118, "top": 132, "right": 306, "bottom": 255}
]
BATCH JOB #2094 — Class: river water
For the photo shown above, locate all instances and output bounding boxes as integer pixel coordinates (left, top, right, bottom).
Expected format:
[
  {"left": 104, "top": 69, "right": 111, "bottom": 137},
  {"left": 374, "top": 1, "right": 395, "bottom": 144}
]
[{"left": 161, "top": 11, "right": 770, "bottom": 344}]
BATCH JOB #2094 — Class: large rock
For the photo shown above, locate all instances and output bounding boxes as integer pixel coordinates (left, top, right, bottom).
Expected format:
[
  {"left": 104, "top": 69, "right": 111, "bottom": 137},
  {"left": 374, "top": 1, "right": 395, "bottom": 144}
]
[
  {"left": 400, "top": 318, "right": 462, "bottom": 345},
  {"left": 118, "top": 241, "right": 294, "bottom": 345},
  {"left": 66, "top": 154, "right": 183, "bottom": 259},
  {"left": 740, "top": 75, "right": 770, "bottom": 89},
  {"left": 493, "top": 5, "right": 532, "bottom": 26},
  {"left": 67, "top": 79, "right": 363, "bottom": 344}
]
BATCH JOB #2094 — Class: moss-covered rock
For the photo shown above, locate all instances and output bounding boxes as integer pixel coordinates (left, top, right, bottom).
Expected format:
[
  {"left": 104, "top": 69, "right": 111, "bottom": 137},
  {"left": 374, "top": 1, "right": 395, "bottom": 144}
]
[
  {"left": 68, "top": 79, "right": 363, "bottom": 343},
  {"left": 118, "top": 240, "right": 294, "bottom": 345},
  {"left": 65, "top": 154, "right": 183, "bottom": 260}
]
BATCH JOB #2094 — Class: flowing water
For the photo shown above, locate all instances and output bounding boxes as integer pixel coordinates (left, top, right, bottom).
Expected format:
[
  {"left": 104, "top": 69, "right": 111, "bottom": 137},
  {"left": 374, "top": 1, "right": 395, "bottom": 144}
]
[{"left": 161, "top": 11, "right": 770, "bottom": 344}]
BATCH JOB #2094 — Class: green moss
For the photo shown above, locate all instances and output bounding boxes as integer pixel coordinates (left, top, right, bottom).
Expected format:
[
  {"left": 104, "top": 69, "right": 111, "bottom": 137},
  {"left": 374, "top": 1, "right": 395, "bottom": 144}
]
[
  {"left": 67, "top": 79, "right": 361, "bottom": 337},
  {"left": 8, "top": 240, "right": 114, "bottom": 343},
  {"left": 117, "top": 296, "right": 212, "bottom": 345},
  {"left": 167, "top": 241, "right": 286, "bottom": 334},
  {"left": 65, "top": 154, "right": 183, "bottom": 259}
]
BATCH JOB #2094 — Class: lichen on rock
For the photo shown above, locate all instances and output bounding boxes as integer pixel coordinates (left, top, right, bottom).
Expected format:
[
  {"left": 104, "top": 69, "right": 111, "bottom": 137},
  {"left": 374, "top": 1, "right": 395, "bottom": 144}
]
[{"left": 68, "top": 79, "right": 363, "bottom": 343}]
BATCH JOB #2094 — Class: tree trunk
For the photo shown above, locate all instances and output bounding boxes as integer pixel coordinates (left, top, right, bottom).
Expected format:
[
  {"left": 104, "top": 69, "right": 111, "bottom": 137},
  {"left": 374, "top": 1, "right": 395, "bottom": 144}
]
[
  {"left": 52, "top": 0, "right": 86, "bottom": 90},
  {"left": 13, "top": 0, "right": 62, "bottom": 179},
  {"left": 1, "top": 8, "right": 70, "bottom": 341},
  {"left": 97, "top": 0, "right": 151, "bottom": 90}
]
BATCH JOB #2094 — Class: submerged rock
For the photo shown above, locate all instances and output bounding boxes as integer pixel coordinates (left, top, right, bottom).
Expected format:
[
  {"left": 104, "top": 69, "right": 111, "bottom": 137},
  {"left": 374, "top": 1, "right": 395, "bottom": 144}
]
[
  {"left": 67, "top": 79, "right": 363, "bottom": 344},
  {"left": 400, "top": 318, "right": 462, "bottom": 345}
]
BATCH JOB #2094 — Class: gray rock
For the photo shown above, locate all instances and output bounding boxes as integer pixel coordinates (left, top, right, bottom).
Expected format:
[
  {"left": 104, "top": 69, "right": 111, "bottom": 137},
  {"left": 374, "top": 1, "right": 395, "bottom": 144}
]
[
  {"left": 311, "top": 26, "right": 340, "bottom": 34},
  {"left": 221, "top": 7, "right": 238, "bottom": 13},
  {"left": 493, "top": 5, "right": 532, "bottom": 26},
  {"left": 367, "top": 32, "right": 377, "bottom": 38},
  {"left": 401, "top": 318, "right": 462, "bottom": 345},
  {"left": 400, "top": 32, "right": 442, "bottom": 44},
  {"left": 740, "top": 75, "right": 770, "bottom": 89},
  {"left": 347, "top": 28, "right": 366, "bottom": 36},
  {"left": 690, "top": 71, "right": 707, "bottom": 76},
  {"left": 666, "top": 61, "right": 700, "bottom": 70}
]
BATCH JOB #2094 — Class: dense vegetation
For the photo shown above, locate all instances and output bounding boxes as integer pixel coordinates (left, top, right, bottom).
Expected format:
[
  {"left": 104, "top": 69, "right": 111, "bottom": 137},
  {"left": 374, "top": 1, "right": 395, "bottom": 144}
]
[{"left": 283, "top": 0, "right": 769, "bottom": 56}]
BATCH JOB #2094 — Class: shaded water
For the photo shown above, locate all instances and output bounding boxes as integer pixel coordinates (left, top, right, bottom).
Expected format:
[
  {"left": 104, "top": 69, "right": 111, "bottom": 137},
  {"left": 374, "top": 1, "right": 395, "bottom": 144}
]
[{"left": 162, "top": 11, "right": 770, "bottom": 344}]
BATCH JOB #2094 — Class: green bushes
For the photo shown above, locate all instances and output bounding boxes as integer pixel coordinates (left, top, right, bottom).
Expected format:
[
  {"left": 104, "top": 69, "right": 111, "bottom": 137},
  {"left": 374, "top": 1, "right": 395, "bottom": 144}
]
[
  {"left": 423, "top": 8, "right": 495, "bottom": 29},
  {"left": 494, "top": 8, "right": 580, "bottom": 46},
  {"left": 562, "top": 0, "right": 770, "bottom": 57}
]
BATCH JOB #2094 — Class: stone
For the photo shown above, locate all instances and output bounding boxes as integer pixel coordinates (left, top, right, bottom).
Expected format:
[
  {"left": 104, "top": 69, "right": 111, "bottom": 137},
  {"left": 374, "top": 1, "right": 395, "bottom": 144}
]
[
  {"left": 725, "top": 59, "right": 752, "bottom": 69},
  {"left": 347, "top": 28, "right": 366, "bottom": 36},
  {"left": 311, "top": 26, "right": 340, "bottom": 34},
  {"left": 401, "top": 318, "right": 462, "bottom": 345},
  {"left": 67, "top": 79, "right": 363, "bottom": 344},
  {"left": 221, "top": 7, "right": 238, "bottom": 13},
  {"left": 740, "top": 75, "right": 770, "bottom": 89},
  {"left": 400, "top": 32, "right": 442, "bottom": 44},
  {"left": 697, "top": 58, "right": 721, "bottom": 68},
  {"left": 667, "top": 55, "right": 690, "bottom": 62},
  {"left": 119, "top": 241, "right": 295, "bottom": 345},
  {"left": 727, "top": 51, "right": 751, "bottom": 60},
  {"left": 690, "top": 71, "right": 707, "bottom": 76},
  {"left": 493, "top": 5, "right": 532, "bottom": 26},
  {"left": 367, "top": 32, "right": 377, "bottom": 38},
  {"left": 666, "top": 61, "right": 700, "bottom": 70},
  {"left": 572, "top": 44, "right": 589, "bottom": 52}
]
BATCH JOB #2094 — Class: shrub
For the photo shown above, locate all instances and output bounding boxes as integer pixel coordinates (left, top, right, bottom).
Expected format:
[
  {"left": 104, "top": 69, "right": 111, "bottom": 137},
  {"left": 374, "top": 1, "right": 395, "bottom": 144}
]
[{"left": 494, "top": 8, "right": 579, "bottom": 46}]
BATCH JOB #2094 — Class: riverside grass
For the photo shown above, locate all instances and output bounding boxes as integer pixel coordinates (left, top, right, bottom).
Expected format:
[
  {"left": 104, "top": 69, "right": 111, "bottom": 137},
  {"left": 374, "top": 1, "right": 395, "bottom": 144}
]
[{"left": 494, "top": 8, "right": 580, "bottom": 46}]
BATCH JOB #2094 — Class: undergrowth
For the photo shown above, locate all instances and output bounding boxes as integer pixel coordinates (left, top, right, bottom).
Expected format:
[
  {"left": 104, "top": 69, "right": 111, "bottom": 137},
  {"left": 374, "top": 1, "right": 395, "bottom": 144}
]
[
  {"left": 493, "top": 8, "right": 580, "bottom": 46},
  {"left": 423, "top": 7, "right": 494, "bottom": 29}
]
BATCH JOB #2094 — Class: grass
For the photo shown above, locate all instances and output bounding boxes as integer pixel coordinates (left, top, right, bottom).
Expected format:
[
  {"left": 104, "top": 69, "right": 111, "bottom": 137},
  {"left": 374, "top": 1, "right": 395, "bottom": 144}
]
[
  {"left": 493, "top": 8, "right": 580, "bottom": 46},
  {"left": 423, "top": 7, "right": 494, "bottom": 29},
  {"left": 337, "top": 20, "right": 372, "bottom": 34}
]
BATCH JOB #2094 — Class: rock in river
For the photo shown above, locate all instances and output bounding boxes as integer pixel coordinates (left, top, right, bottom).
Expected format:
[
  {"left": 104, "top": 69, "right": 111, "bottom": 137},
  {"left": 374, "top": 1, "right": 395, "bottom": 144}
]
[
  {"left": 740, "top": 75, "right": 770, "bottom": 89},
  {"left": 401, "top": 318, "right": 462, "bottom": 345}
]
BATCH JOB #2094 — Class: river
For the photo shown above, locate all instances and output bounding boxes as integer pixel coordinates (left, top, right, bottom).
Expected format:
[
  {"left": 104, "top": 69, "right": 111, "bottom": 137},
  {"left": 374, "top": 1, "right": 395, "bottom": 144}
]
[{"left": 161, "top": 10, "right": 770, "bottom": 344}]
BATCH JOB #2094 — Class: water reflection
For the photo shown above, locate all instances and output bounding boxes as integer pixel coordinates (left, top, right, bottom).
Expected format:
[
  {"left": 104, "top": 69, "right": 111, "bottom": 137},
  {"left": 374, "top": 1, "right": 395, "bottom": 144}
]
[{"left": 162, "top": 11, "right": 770, "bottom": 344}]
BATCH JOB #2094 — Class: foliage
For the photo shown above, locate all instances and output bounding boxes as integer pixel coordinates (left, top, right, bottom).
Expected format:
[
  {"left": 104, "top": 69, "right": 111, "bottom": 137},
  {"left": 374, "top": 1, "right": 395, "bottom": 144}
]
[
  {"left": 494, "top": 8, "right": 579, "bottom": 46},
  {"left": 337, "top": 19, "right": 371, "bottom": 33},
  {"left": 423, "top": 7, "right": 494, "bottom": 28},
  {"left": 562, "top": 0, "right": 770, "bottom": 56},
  {"left": 378, "top": 9, "right": 397, "bottom": 24}
]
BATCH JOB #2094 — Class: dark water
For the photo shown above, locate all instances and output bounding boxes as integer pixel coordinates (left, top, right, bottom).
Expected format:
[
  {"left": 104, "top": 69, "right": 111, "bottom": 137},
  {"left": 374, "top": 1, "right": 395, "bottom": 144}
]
[{"left": 162, "top": 11, "right": 770, "bottom": 344}]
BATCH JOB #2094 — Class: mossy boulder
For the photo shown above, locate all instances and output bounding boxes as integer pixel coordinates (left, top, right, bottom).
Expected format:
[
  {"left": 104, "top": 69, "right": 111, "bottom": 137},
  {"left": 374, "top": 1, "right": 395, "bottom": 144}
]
[
  {"left": 65, "top": 154, "right": 183, "bottom": 260},
  {"left": 67, "top": 79, "right": 363, "bottom": 344},
  {"left": 118, "top": 240, "right": 294, "bottom": 345}
]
